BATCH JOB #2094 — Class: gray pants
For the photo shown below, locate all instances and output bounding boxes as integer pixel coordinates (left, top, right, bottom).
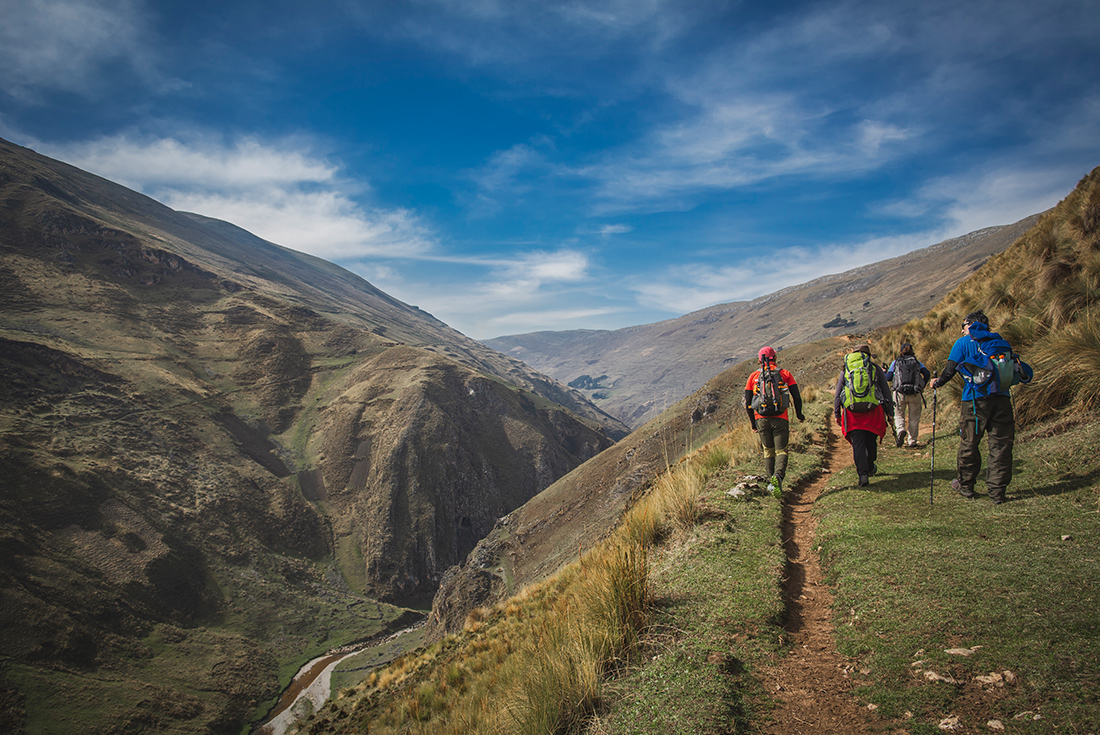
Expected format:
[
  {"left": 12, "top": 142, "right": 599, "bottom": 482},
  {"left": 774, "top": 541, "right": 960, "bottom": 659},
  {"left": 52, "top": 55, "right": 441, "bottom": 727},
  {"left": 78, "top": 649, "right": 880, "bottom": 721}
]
[
  {"left": 757, "top": 416, "right": 790, "bottom": 480},
  {"left": 893, "top": 391, "right": 923, "bottom": 445},
  {"left": 957, "top": 395, "right": 1015, "bottom": 500}
]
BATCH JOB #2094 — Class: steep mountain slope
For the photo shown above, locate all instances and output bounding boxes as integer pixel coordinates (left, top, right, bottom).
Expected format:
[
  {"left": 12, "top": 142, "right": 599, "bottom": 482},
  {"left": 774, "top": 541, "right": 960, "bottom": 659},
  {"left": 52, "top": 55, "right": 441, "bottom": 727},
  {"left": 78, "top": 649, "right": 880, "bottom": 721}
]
[
  {"left": 0, "top": 138, "right": 622, "bottom": 734},
  {"left": 425, "top": 335, "right": 847, "bottom": 639},
  {"left": 486, "top": 216, "right": 1040, "bottom": 428}
]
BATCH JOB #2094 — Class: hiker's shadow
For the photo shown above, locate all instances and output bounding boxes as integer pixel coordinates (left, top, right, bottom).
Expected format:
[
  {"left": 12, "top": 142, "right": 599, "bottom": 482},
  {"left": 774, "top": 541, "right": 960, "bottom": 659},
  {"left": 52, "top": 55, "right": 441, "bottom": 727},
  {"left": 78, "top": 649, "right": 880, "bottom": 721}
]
[
  {"left": 817, "top": 468, "right": 955, "bottom": 498},
  {"left": 1026, "top": 464, "right": 1100, "bottom": 498}
]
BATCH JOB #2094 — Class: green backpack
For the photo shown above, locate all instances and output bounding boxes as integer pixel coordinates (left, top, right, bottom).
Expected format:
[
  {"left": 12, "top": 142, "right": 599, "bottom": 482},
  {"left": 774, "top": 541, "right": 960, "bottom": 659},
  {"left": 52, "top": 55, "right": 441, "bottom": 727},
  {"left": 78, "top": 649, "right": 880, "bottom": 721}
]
[{"left": 842, "top": 352, "right": 879, "bottom": 412}]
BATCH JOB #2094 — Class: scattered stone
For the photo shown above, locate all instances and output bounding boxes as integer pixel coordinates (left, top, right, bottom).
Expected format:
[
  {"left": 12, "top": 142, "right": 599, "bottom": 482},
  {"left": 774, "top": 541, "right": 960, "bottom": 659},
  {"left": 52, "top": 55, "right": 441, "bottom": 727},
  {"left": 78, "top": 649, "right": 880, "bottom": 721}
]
[
  {"left": 1002, "top": 669, "right": 1017, "bottom": 684},
  {"left": 924, "top": 670, "right": 960, "bottom": 684},
  {"left": 1013, "top": 711, "right": 1040, "bottom": 721},
  {"left": 867, "top": 703, "right": 878, "bottom": 711},
  {"left": 911, "top": 660, "right": 928, "bottom": 667},
  {"left": 938, "top": 715, "right": 963, "bottom": 730},
  {"left": 1061, "top": 534, "right": 1072, "bottom": 541},
  {"left": 987, "top": 720, "right": 1005, "bottom": 731},
  {"left": 975, "top": 672, "right": 1004, "bottom": 686},
  {"left": 945, "top": 646, "right": 981, "bottom": 656},
  {"left": 727, "top": 487, "right": 748, "bottom": 499},
  {"left": 904, "top": 711, "right": 914, "bottom": 719}
]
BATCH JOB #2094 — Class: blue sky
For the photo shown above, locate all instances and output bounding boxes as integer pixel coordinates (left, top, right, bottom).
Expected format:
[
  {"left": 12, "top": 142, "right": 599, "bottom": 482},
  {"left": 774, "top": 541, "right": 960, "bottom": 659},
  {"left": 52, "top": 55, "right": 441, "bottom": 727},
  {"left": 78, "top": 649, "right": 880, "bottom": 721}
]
[{"left": 2, "top": 0, "right": 1099, "bottom": 340}]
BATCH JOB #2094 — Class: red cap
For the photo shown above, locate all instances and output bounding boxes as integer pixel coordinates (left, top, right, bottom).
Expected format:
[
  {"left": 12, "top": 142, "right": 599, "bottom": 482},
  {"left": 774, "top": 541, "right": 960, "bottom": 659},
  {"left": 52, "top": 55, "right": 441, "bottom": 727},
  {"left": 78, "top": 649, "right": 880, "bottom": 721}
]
[{"left": 759, "top": 346, "right": 777, "bottom": 362}]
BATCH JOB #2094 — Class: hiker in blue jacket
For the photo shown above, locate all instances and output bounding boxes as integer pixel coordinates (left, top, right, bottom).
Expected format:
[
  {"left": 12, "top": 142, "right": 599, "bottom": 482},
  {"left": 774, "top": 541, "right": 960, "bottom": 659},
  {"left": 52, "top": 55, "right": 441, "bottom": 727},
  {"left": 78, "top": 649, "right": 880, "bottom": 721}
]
[{"left": 931, "top": 311, "right": 1031, "bottom": 504}]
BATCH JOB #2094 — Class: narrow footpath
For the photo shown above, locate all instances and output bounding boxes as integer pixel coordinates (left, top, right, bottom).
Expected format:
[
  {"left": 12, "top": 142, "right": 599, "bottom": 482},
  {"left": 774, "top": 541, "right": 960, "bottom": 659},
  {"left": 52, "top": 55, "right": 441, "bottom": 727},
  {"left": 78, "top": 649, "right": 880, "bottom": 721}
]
[{"left": 761, "top": 415, "right": 872, "bottom": 735}]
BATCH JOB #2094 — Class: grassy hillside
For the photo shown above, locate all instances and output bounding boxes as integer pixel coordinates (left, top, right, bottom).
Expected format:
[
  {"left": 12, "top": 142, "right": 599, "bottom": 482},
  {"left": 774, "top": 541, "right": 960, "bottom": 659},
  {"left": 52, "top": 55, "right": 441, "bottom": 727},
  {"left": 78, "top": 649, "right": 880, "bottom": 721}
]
[{"left": 877, "top": 165, "right": 1100, "bottom": 423}]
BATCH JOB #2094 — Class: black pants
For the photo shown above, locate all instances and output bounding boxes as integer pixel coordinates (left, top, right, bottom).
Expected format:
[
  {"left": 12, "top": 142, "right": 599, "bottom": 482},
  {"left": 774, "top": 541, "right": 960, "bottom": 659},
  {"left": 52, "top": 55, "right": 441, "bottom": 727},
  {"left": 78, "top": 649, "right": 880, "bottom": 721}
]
[
  {"left": 848, "top": 429, "right": 879, "bottom": 478},
  {"left": 957, "top": 394, "right": 1015, "bottom": 500}
]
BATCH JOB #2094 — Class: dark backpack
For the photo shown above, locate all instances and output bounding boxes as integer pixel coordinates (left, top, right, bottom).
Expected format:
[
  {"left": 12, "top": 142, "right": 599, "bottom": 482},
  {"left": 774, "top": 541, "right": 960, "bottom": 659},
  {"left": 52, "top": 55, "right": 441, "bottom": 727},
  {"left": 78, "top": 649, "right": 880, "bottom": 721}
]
[
  {"left": 892, "top": 355, "right": 926, "bottom": 395},
  {"left": 751, "top": 362, "right": 789, "bottom": 417},
  {"left": 842, "top": 352, "right": 879, "bottom": 412}
]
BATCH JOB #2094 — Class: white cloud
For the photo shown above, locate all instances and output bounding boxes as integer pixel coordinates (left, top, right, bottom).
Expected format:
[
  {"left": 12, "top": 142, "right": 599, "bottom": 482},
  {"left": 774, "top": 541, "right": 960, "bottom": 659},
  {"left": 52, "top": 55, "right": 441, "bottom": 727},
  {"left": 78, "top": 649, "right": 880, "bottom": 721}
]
[
  {"left": 59, "top": 136, "right": 338, "bottom": 190},
  {"left": 631, "top": 232, "right": 939, "bottom": 315},
  {"left": 160, "top": 189, "right": 434, "bottom": 259},
  {"left": 42, "top": 134, "right": 436, "bottom": 260},
  {"left": 504, "top": 250, "right": 589, "bottom": 281},
  {"left": 0, "top": 0, "right": 151, "bottom": 98}
]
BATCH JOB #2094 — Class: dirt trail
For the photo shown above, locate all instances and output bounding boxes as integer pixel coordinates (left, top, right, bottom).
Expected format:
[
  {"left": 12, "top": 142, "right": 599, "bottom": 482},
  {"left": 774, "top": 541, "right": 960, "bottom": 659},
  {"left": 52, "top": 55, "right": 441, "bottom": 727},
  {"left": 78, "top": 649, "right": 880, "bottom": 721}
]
[{"left": 760, "top": 415, "right": 872, "bottom": 735}]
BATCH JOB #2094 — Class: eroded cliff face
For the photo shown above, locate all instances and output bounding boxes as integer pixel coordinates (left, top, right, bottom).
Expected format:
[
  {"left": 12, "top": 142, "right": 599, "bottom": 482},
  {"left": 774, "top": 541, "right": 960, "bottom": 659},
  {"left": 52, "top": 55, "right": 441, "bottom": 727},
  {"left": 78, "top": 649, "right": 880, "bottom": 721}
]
[{"left": 314, "top": 347, "right": 614, "bottom": 604}]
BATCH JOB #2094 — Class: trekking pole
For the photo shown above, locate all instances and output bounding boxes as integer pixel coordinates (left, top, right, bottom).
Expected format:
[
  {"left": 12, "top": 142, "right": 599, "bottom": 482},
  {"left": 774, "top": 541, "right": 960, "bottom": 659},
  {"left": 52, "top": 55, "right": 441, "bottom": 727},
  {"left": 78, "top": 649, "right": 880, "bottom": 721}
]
[{"left": 929, "top": 372, "right": 938, "bottom": 505}]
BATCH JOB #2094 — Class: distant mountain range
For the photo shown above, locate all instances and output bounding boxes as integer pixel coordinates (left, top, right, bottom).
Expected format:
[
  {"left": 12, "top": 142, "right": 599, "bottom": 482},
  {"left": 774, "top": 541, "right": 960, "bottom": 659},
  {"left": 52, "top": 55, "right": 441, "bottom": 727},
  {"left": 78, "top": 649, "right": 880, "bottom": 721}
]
[{"left": 486, "top": 214, "right": 1040, "bottom": 428}]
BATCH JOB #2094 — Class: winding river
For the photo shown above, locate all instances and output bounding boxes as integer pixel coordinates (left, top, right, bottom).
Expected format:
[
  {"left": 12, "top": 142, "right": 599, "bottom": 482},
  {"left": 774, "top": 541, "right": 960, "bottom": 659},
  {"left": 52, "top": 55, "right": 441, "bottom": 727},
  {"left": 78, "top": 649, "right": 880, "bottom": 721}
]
[{"left": 254, "top": 623, "right": 425, "bottom": 735}]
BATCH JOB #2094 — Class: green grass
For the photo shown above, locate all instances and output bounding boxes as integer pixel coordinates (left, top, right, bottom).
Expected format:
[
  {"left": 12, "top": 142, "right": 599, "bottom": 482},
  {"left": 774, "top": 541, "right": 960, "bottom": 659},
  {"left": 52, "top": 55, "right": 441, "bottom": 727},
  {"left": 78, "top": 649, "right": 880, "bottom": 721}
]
[
  {"left": 593, "top": 393, "right": 1099, "bottom": 735},
  {"left": 814, "top": 406, "right": 1100, "bottom": 733},
  {"left": 588, "top": 396, "right": 832, "bottom": 734}
]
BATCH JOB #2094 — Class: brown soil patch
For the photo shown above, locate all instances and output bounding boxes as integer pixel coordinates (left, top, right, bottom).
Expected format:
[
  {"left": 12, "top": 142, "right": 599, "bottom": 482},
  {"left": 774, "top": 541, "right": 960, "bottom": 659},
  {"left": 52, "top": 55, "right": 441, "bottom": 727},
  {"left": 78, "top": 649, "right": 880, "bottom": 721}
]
[{"left": 760, "top": 415, "right": 872, "bottom": 735}]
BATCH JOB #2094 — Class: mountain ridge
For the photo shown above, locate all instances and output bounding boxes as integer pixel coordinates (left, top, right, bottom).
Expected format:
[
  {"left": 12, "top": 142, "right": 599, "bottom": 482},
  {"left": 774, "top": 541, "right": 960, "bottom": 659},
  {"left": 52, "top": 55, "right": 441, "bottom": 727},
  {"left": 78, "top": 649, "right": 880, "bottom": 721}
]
[{"left": 486, "top": 215, "right": 1041, "bottom": 428}]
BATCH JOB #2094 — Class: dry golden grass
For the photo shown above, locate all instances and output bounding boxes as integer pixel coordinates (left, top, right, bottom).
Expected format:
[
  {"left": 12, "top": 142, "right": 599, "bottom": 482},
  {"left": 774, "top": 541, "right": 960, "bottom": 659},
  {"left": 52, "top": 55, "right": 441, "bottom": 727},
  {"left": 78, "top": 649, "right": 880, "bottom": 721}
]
[
  {"left": 878, "top": 165, "right": 1100, "bottom": 425},
  {"left": 311, "top": 429, "right": 755, "bottom": 734}
]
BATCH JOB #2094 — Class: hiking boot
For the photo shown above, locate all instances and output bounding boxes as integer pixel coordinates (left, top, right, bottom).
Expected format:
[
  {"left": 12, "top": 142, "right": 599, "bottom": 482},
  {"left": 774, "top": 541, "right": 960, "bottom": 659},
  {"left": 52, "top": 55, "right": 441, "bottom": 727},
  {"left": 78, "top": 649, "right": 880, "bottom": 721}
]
[
  {"left": 907, "top": 441, "right": 921, "bottom": 449},
  {"left": 768, "top": 476, "right": 782, "bottom": 498},
  {"left": 858, "top": 474, "right": 869, "bottom": 487},
  {"left": 869, "top": 462, "right": 878, "bottom": 477},
  {"left": 896, "top": 430, "right": 906, "bottom": 448},
  {"left": 989, "top": 489, "right": 1009, "bottom": 505},
  {"left": 951, "top": 478, "right": 975, "bottom": 498},
  {"left": 992, "top": 496, "right": 1010, "bottom": 505}
]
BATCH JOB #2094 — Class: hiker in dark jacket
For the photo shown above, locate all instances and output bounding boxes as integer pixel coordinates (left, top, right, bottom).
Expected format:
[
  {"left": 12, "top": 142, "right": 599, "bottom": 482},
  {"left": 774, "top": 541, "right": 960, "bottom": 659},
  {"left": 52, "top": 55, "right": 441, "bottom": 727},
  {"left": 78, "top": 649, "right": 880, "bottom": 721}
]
[
  {"left": 931, "top": 311, "right": 1031, "bottom": 504},
  {"left": 834, "top": 344, "right": 894, "bottom": 487},
  {"left": 745, "top": 346, "right": 804, "bottom": 494},
  {"left": 885, "top": 343, "right": 931, "bottom": 448}
]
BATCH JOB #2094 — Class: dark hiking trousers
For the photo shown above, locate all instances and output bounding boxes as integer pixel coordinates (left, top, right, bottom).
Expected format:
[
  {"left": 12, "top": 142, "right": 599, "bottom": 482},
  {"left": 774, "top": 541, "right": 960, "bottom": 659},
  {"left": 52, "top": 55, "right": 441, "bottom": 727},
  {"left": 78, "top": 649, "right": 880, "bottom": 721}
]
[
  {"left": 757, "top": 416, "right": 790, "bottom": 481},
  {"left": 848, "top": 428, "right": 878, "bottom": 479},
  {"left": 957, "top": 394, "right": 1015, "bottom": 501}
]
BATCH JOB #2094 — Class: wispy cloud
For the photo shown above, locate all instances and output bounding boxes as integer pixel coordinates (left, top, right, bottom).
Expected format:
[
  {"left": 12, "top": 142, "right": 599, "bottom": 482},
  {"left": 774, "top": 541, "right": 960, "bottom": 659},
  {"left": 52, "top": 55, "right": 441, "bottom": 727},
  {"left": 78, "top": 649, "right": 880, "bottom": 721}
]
[
  {"left": 41, "top": 133, "right": 436, "bottom": 260},
  {"left": 630, "top": 231, "right": 942, "bottom": 315},
  {"left": 0, "top": 0, "right": 153, "bottom": 99}
]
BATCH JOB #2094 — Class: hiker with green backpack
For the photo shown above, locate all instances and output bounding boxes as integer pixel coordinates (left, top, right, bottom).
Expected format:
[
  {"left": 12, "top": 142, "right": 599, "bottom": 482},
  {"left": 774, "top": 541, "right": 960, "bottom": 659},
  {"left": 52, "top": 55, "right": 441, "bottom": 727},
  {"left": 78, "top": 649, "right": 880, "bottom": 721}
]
[
  {"left": 833, "top": 344, "right": 895, "bottom": 487},
  {"left": 745, "top": 346, "right": 805, "bottom": 496},
  {"left": 931, "top": 311, "right": 1033, "bottom": 505}
]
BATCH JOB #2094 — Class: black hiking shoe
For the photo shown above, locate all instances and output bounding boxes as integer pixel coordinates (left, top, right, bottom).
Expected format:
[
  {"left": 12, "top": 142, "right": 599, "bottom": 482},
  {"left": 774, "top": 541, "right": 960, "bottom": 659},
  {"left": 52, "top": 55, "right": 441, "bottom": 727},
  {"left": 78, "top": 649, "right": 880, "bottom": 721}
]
[
  {"left": 951, "top": 478, "right": 975, "bottom": 498},
  {"left": 858, "top": 474, "right": 869, "bottom": 487},
  {"left": 896, "top": 430, "right": 906, "bottom": 448},
  {"left": 869, "top": 462, "right": 878, "bottom": 477}
]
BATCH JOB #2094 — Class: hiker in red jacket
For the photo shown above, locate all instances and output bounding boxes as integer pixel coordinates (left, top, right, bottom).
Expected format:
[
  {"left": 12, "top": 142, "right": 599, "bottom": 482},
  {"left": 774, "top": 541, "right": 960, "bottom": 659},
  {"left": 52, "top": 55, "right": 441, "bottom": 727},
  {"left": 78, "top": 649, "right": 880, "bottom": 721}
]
[
  {"left": 833, "top": 344, "right": 895, "bottom": 487},
  {"left": 745, "top": 346, "right": 805, "bottom": 494}
]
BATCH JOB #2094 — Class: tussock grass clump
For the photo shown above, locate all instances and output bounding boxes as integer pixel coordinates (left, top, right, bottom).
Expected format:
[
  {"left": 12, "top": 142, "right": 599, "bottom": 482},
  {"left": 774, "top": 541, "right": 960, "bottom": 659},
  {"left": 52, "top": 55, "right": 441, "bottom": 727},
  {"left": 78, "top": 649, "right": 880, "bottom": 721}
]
[{"left": 878, "top": 165, "right": 1100, "bottom": 425}]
